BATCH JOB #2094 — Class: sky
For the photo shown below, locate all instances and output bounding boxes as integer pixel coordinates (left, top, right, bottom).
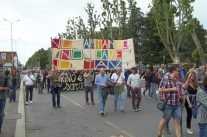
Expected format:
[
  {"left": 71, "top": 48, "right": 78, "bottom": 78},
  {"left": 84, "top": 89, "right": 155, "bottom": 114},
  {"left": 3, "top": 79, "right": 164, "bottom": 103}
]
[{"left": 0, "top": 0, "right": 206, "bottom": 65}]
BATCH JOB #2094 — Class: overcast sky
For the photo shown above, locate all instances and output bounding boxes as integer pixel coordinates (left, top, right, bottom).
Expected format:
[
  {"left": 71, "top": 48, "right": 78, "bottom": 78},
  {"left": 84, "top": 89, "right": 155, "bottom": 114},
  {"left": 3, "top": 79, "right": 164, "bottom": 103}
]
[{"left": 0, "top": 0, "right": 206, "bottom": 65}]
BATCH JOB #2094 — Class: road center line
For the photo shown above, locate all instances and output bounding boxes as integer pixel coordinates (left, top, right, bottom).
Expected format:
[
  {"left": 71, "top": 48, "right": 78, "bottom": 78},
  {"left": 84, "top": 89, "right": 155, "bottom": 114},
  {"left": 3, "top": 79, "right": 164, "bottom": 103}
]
[{"left": 61, "top": 94, "right": 136, "bottom": 137}]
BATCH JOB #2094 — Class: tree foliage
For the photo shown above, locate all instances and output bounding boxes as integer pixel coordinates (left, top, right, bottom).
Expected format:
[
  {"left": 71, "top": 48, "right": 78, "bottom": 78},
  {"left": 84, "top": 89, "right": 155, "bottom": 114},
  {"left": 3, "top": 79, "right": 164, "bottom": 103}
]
[{"left": 25, "top": 48, "right": 51, "bottom": 70}]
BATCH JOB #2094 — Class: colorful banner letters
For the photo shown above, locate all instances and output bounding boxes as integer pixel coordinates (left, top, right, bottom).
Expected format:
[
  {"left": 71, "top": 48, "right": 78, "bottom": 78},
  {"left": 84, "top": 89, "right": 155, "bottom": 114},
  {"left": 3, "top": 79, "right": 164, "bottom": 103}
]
[{"left": 51, "top": 38, "right": 135, "bottom": 70}]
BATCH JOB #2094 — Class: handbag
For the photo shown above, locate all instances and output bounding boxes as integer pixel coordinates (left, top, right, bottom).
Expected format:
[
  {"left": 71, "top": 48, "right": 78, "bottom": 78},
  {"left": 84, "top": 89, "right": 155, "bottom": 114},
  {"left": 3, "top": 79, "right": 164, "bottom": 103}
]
[
  {"left": 157, "top": 93, "right": 172, "bottom": 111},
  {"left": 105, "top": 75, "right": 121, "bottom": 95}
]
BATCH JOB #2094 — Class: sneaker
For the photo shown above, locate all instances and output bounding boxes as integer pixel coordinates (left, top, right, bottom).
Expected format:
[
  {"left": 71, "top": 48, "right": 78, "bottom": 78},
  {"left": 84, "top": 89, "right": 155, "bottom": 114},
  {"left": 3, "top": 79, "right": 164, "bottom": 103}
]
[
  {"left": 91, "top": 102, "right": 95, "bottom": 105},
  {"left": 132, "top": 109, "right": 138, "bottom": 112},
  {"left": 100, "top": 111, "right": 104, "bottom": 116},
  {"left": 187, "top": 128, "right": 194, "bottom": 134},
  {"left": 53, "top": 106, "right": 57, "bottom": 108},
  {"left": 25, "top": 102, "right": 29, "bottom": 105},
  {"left": 156, "top": 133, "right": 165, "bottom": 137},
  {"left": 137, "top": 108, "right": 142, "bottom": 111},
  {"left": 57, "top": 105, "right": 61, "bottom": 108},
  {"left": 30, "top": 101, "right": 33, "bottom": 104}
]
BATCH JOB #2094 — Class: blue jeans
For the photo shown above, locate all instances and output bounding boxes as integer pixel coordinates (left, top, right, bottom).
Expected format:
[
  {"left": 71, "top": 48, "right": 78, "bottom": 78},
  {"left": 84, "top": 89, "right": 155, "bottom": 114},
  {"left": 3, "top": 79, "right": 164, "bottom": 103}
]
[
  {"left": 114, "top": 91, "right": 125, "bottom": 111},
  {"left": 150, "top": 83, "right": 157, "bottom": 98},
  {"left": 10, "top": 86, "right": 17, "bottom": 101},
  {"left": 0, "top": 99, "right": 6, "bottom": 129},
  {"left": 97, "top": 89, "right": 107, "bottom": 113},
  {"left": 198, "top": 123, "right": 207, "bottom": 137},
  {"left": 51, "top": 87, "right": 61, "bottom": 107}
]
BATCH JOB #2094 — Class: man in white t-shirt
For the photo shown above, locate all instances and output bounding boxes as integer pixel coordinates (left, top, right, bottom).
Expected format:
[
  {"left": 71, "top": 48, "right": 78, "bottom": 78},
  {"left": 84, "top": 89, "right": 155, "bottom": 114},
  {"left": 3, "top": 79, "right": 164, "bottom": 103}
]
[
  {"left": 127, "top": 67, "right": 142, "bottom": 112},
  {"left": 23, "top": 69, "right": 36, "bottom": 105},
  {"left": 111, "top": 67, "right": 125, "bottom": 112}
]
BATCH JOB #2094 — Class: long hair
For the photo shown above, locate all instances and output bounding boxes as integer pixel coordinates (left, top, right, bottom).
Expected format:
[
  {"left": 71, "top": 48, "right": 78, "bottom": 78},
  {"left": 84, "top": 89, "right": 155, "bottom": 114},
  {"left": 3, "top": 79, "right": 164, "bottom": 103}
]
[{"left": 184, "top": 71, "right": 198, "bottom": 88}]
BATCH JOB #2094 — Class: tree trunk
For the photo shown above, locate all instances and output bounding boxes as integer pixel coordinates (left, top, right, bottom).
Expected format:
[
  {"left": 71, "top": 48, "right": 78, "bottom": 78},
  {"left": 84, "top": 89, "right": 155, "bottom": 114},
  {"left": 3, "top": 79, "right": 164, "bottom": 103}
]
[{"left": 191, "top": 30, "right": 206, "bottom": 65}]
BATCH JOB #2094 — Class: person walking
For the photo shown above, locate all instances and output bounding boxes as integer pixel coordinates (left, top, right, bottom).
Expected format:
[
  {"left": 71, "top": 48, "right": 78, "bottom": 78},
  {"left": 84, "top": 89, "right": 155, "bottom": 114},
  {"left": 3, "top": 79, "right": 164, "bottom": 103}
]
[
  {"left": 124, "top": 69, "right": 131, "bottom": 98},
  {"left": 0, "top": 69, "right": 9, "bottom": 133},
  {"left": 83, "top": 70, "right": 95, "bottom": 105},
  {"left": 9, "top": 74, "right": 17, "bottom": 102},
  {"left": 196, "top": 75, "right": 207, "bottom": 137},
  {"left": 150, "top": 67, "right": 159, "bottom": 99},
  {"left": 46, "top": 69, "right": 62, "bottom": 108},
  {"left": 183, "top": 71, "right": 198, "bottom": 134},
  {"left": 111, "top": 67, "right": 125, "bottom": 112},
  {"left": 23, "top": 70, "right": 36, "bottom": 105},
  {"left": 127, "top": 67, "right": 142, "bottom": 112},
  {"left": 156, "top": 66, "right": 182, "bottom": 137},
  {"left": 143, "top": 67, "right": 151, "bottom": 97},
  {"left": 95, "top": 68, "right": 109, "bottom": 116}
]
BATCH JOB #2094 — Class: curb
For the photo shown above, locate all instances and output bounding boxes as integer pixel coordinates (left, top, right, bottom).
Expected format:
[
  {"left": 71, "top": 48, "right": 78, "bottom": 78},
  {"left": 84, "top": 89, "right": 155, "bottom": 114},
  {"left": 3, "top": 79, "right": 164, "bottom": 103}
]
[{"left": 15, "top": 81, "right": 26, "bottom": 137}]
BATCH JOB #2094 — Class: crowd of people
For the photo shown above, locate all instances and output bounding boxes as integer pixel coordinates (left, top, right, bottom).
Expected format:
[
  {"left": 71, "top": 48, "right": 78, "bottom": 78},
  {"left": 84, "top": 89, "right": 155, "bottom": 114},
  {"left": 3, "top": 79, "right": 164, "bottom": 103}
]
[{"left": 0, "top": 63, "right": 207, "bottom": 137}]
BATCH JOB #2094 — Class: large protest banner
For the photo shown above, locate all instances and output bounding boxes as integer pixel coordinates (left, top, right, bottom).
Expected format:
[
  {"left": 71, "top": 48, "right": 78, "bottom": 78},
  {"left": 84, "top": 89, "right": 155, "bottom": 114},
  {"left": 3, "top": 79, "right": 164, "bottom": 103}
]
[{"left": 51, "top": 38, "right": 135, "bottom": 70}]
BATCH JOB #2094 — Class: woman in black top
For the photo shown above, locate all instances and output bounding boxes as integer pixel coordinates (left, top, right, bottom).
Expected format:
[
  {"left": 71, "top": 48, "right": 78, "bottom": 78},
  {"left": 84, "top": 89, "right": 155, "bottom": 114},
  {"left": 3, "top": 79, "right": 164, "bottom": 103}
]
[{"left": 184, "top": 71, "right": 198, "bottom": 135}]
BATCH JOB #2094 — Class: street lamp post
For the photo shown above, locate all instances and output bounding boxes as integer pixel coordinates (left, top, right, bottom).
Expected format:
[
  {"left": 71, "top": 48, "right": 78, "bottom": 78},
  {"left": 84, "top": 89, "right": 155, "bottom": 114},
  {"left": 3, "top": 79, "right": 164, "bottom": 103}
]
[{"left": 3, "top": 19, "right": 20, "bottom": 66}]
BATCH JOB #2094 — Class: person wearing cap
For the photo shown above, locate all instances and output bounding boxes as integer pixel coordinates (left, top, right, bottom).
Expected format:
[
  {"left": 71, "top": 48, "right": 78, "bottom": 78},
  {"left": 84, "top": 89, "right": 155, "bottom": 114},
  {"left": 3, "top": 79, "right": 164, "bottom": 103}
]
[{"left": 23, "top": 69, "right": 36, "bottom": 105}]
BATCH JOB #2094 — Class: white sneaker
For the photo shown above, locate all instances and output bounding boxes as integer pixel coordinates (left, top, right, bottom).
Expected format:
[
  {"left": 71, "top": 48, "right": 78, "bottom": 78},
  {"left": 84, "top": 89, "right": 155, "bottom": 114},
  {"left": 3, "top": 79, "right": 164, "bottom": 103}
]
[
  {"left": 25, "top": 102, "right": 29, "bottom": 105},
  {"left": 133, "top": 109, "right": 138, "bottom": 112},
  {"left": 30, "top": 101, "right": 33, "bottom": 104},
  {"left": 137, "top": 108, "right": 142, "bottom": 111},
  {"left": 187, "top": 128, "right": 194, "bottom": 134}
]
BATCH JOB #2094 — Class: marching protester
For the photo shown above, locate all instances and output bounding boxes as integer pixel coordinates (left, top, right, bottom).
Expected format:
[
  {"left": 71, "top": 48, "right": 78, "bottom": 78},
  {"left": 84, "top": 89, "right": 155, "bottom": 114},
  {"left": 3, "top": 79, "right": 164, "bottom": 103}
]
[
  {"left": 197, "top": 66, "right": 206, "bottom": 89},
  {"left": 196, "top": 75, "right": 207, "bottom": 137},
  {"left": 156, "top": 66, "right": 182, "bottom": 137},
  {"left": 83, "top": 70, "right": 95, "bottom": 105},
  {"left": 127, "top": 67, "right": 142, "bottom": 112},
  {"left": 124, "top": 69, "right": 131, "bottom": 98},
  {"left": 111, "top": 67, "right": 125, "bottom": 112},
  {"left": 46, "top": 69, "right": 62, "bottom": 108},
  {"left": 150, "top": 67, "right": 159, "bottom": 99},
  {"left": 9, "top": 74, "right": 17, "bottom": 103},
  {"left": 23, "top": 70, "right": 36, "bottom": 105},
  {"left": 95, "top": 68, "right": 109, "bottom": 116},
  {"left": 179, "top": 63, "right": 187, "bottom": 83},
  {"left": 0, "top": 69, "right": 9, "bottom": 133},
  {"left": 143, "top": 67, "right": 151, "bottom": 97},
  {"left": 47, "top": 76, "right": 50, "bottom": 93},
  {"left": 183, "top": 71, "right": 198, "bottom": 135}
]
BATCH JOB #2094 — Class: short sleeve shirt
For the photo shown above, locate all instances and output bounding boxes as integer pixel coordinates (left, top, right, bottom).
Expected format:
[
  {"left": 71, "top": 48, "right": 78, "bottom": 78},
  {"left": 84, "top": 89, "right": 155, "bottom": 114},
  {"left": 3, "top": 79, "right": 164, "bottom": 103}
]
[
  {"left": 23, "top": 74, "right": 35, "bottom": 86},
  {"left": 159, "top": 75, "right": 181, "bottom": 106}
]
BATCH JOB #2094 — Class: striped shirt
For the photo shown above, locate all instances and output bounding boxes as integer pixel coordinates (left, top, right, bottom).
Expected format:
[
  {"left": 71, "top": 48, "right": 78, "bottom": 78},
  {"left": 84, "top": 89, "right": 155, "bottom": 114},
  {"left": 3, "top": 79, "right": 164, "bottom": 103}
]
[{"left": 159, "top": 75, "right": 181, "bottom": 106}]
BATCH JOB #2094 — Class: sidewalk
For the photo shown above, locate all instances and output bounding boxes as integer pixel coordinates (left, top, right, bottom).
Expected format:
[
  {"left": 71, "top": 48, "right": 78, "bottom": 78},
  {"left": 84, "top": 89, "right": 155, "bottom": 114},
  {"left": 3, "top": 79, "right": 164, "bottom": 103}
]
[
  {"left": 0, "top": 81, "right": 26, "bottom": 137},
  {"left": 0, "top": 90, "right": 19, "bottom": 137}
]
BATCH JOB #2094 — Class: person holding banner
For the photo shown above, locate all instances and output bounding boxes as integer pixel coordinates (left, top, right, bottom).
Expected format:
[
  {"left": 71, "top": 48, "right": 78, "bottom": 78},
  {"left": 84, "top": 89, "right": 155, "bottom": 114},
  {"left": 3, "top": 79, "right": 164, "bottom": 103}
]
[
  {"left": 95, "top": 68, "right": 109, "bottom": 116},
  {"left": 46, "top": 69, "right": 62, "bottom": 108},
  {"left": 111, "top": 67, "right": 125, "bottom": 112},
  {"left": 83, "top": 70, "right": 95, "bottom": 105}
]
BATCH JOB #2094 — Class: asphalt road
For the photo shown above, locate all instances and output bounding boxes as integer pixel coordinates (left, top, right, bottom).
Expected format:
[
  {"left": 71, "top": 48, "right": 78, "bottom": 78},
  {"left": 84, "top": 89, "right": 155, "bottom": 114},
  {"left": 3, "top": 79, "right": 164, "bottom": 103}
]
[{"left": 25, "top": 88, "right": 199, "bottom": 137}]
